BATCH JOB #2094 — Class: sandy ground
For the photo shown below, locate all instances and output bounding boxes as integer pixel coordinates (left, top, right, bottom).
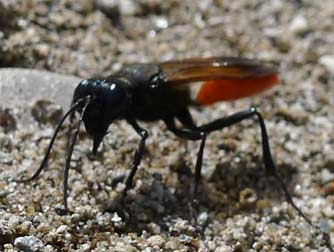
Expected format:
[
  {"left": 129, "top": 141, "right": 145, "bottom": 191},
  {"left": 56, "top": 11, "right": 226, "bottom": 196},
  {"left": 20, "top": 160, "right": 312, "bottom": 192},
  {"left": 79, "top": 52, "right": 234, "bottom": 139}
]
[{"left": 0, "top": 0, "right": 333, "bottom": 251}]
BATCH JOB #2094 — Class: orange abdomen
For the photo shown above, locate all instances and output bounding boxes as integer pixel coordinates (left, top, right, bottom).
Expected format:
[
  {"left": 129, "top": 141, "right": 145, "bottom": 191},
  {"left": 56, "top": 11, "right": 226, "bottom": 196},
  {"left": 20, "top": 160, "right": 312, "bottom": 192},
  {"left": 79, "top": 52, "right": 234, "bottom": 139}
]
[{"left": 196, "top": 73, "right": 279, "bottom": 105}]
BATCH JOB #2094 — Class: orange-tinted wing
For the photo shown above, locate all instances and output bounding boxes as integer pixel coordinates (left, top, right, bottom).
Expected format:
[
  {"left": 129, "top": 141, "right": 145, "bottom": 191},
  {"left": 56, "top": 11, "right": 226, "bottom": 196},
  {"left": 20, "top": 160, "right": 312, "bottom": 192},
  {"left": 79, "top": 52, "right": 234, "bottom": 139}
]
[{"left": 159, "top": 57, "right": 279, "bottom": 105}]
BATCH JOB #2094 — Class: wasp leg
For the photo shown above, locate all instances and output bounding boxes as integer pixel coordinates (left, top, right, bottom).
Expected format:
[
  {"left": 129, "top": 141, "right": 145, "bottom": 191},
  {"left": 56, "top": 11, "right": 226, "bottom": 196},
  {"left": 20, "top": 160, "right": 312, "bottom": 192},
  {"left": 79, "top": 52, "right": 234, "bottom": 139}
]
[
  {"left": 175, "top": 109, "right": 197, "bottom": 130},
  {"left": 176, "top": 110, "right": 208, "bottom": 197},
  {"left": 194, "top": 107, "right": 315, "bottom": 225},
  {"left": 122, "top": 119, "right": 148, "bottom": 202},
  {"left": 164, "top": 118, "right": 207, "bottom": 223},
  {"left": 195, "top": 107, "right": 334, "bottom": 250}
]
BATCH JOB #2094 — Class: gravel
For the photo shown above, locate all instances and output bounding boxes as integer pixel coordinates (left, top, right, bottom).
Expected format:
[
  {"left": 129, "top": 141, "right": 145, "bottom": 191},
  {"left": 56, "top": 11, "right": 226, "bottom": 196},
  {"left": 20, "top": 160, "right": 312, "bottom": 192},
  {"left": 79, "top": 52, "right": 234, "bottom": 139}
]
[
  {"left": 0, "top": 0, "right": 333, "bottom": 251},
  {"left": 14, "top": 235, "right": 44, "bottom": 252}
]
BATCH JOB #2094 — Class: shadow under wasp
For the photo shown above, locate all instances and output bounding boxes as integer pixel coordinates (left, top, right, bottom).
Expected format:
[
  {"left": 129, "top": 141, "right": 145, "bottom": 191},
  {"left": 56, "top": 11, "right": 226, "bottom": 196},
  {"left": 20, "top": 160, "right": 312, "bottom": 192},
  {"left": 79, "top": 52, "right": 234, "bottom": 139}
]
[{"left": 15, "top": 57, "right": 331, "bottom": 247}]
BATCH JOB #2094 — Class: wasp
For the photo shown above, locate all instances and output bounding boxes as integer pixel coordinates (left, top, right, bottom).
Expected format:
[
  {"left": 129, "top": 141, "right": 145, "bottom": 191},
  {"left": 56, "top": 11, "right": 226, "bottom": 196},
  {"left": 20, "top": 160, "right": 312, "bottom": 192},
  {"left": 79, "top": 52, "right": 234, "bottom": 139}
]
[
  {"left": 16, "top": 57, "right": 310, "bottom": 221},
  {"left": 15, "top": 55, "right": 333, "bottom": 251}
]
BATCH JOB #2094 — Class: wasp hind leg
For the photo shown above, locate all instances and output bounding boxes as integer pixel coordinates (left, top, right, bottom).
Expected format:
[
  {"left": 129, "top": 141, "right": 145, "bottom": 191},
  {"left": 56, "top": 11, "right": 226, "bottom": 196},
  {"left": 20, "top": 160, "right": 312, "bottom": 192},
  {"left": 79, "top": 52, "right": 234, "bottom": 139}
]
[
  {"left": 195, "top": 107, "right": 314, "bottom": 223},
  {"left": 164, "top": 117, "right": 207, "bottom": 224},
  {"left": 175, "top": 109, "right": 206, "bottom": 198},
  {"left": 165, "top": 108, "right": 332, "bottom": 251},
  {"left": 195, "top": 107, "right": 332, "bottom": 251},
  {"left": 168, "top": 108, "right": 311, "bottom": 222}
]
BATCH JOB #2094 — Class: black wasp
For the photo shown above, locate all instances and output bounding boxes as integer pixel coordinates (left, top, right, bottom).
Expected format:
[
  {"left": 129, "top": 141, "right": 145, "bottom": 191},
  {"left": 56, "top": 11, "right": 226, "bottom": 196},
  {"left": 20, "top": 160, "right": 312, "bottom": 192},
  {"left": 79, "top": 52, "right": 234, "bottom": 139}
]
[{"left": 17, "top": 57, "right": 314, "bottom": 228}]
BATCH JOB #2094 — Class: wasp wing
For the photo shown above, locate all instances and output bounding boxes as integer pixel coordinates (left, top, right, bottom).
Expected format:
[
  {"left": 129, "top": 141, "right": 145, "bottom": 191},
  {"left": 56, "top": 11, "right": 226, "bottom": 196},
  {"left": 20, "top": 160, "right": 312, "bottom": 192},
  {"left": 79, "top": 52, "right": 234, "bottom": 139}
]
[{"left": 159, "top": 57, "right": 279, "bottom": 105}]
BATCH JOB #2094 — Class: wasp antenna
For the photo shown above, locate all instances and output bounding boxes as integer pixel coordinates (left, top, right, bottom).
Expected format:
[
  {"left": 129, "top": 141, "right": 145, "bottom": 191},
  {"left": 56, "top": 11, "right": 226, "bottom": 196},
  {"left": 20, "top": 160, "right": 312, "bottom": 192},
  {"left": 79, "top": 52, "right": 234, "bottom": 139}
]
[
  {"left": 15, "top": 98, "right": 85, "bottom": 183},
  {"left": 63, "top": 96, "right": 91, "bottom": 211},
  {"left": 69, "top": 98, "right": 76, "bottom": 123}
]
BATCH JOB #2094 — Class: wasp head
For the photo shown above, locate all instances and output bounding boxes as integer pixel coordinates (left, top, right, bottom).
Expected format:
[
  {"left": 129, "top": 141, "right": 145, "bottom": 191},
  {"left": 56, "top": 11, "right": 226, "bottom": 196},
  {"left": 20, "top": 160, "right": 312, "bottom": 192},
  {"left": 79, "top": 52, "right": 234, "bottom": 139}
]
[{"left": 72, "top": 78, "right": 129, "bottom": 154}]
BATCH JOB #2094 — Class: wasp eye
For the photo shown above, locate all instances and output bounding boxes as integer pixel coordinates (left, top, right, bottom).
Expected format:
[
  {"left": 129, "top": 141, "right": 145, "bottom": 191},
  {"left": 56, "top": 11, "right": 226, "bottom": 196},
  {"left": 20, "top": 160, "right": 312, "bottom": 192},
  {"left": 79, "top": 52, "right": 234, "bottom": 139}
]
[{"left": 79, "top": 79, "right": 89, "bottom": 86}]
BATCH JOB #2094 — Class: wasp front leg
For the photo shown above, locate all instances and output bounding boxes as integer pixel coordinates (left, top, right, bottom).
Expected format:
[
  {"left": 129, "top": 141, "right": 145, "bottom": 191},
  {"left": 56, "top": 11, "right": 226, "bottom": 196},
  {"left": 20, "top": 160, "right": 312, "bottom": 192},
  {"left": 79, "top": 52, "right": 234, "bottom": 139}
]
[{"left": 123, "top": 119, "right": 149, "bottom": 202}]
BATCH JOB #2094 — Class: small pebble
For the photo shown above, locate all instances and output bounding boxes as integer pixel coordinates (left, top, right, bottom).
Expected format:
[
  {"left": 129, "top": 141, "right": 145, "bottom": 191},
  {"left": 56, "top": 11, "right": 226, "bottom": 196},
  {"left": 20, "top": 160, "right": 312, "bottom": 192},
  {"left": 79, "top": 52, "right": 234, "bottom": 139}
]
[
  {"left": 165, "top": 239, "right": 180, "bottom": 250},
  {"left": 119, "top": 0, "right": 139, "bottom": 16},
  {"left": 111, "top": 212, "right": 125, "bottom": 228},
  {"left": 0, "top": 151, "right": 14, "bottom": 165},
  {"left": 15, "top": 221, "right": 32, "bottom": 236},
  {"left": 324, "top": 158, "right": 334, "bottom": 172},
  {"left": 31, "top": 99, "right": 63, "bottom": 125},
  {"left": 319, "top": 55, "right": 334, "bottom": 74},
  {"left": 289, "top": 15, "right": 309, "bottom": 35},
  {"left": 197, "top": 212, "right": 209, "bottom": 226},
  {"left": 0, "top": 221, "right": 15, "bottom": 245},
  {"left": 147, "top": 222, "right": 161, "bottom": 234},
  {"left": 256, "top": 199, "right": 271, "bottom": 211},
  {"left": 239, "top": 188, "right": 257, "bottom": 206},
  {"left": 14, "top": 236, "right": 44, "bottom": 252},
  {"left": 94, "top": 0, "right": 120, "bottom": 19},
  {"left": 56, "top": 225, "right": 68, "bottom": 234},
  {"left": 321, "top": 169, "right": 334, "bottom": 184},
  {"left": 154, "top": 16, "right": 168, "bottom": 29},
  {"left": 0, "top": 108, "right": 16, "bottom": 132},
  {"left": 35, "top": 44, "right": 49, "bottom": 58},
  {"left": 323, "top": 182, "right": 334, "bottom": 195},
  {"left": 147, "top": 235, "right": 165, "bottom": 247},
  {"left": 275, "top": 107, "right": 308, "bottom": 125}
]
